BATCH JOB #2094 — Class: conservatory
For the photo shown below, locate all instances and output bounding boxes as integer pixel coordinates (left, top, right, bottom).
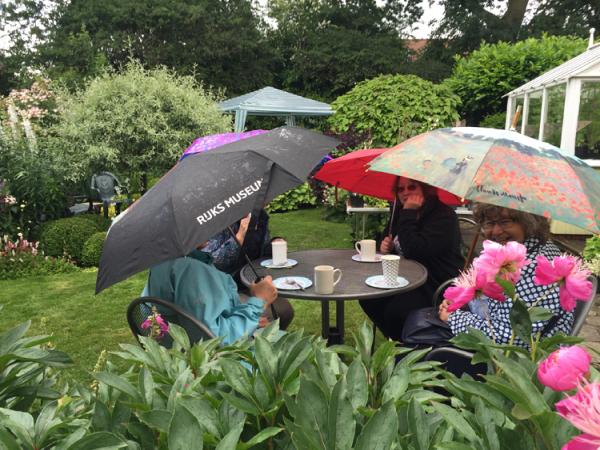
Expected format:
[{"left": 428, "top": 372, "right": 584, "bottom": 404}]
[
  {"left": 505, "top": 31, "right": 600, "bottom": 234},
  {"left": 505, "top": 31, "right": 600, "bottom": 166}
]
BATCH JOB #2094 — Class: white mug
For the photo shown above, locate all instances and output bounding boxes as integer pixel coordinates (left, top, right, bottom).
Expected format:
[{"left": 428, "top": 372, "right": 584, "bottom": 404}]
[
  {"left": 381, "top": 255, "right": 401, "bottom": 287},
  {"left": 355, "top": 239, "right": 376, "bottom": 261},
  {"left": 314, "top": 265, "right": 343, "bottom": 294},
  {"left": 271, "top": 239, "right": 288, "bottom": 266}
]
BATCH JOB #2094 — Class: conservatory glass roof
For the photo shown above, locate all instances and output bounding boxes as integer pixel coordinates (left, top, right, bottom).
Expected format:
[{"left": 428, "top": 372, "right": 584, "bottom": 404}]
[{"left": 506, "top": 43, "right": 600, "bottom": 97}]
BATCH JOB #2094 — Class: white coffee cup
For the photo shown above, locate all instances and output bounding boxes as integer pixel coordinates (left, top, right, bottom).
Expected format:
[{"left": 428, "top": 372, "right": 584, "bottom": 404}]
[
  {"left": 271, "top": 239, "right": 288, "bottom": 266},
  {"left": 381, "top": 255, "right": 401, "bottom": 287},
  {"left": 355, "top": 239, "right": 376, "bottom": 261},
  {"left": 314, "top": 265, "right": 343, "bottom": 294}
]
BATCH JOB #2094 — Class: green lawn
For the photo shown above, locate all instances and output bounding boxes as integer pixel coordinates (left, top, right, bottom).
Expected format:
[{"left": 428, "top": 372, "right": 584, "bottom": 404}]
[{"left": 0, "top": 207, "right": 377, "bottom": 382}]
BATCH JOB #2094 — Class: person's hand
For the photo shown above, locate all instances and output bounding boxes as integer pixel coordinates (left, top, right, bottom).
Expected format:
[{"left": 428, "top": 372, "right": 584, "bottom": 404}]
[
  {"left": 438, "top": 299, "right": 451, "bottom": 322},
  {"left": 236, "top": 213, "right": 251, "bottom": 244},
  {"left": 380, "top": 235, "right": 393, "bottom": 254},
  {"left": 258, "top": 316, "right": 270, "bottom": 328},
  {"left": 250, "top": 275, "right": 277, "bottom": 306},
  {"left": 403, "top": 192, "right": 424, "bottom": 210}
]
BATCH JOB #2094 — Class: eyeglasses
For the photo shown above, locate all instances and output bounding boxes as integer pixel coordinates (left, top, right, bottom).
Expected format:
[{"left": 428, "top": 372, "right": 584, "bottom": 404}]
[
  {"left": 481, "top": 218, "right": 515, "bottom": 231},
  {"left": 396, "top": 184, "right": 418, "bottom": 194}
]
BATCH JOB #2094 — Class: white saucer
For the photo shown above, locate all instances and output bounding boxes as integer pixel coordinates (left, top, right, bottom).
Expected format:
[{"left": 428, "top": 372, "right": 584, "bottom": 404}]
[
  {"left": 365, "top": 275, "right": 409, "bottom": 289},
  {"left": 273, "top": 276, "right": 312, "bottom": 290},
  {"left": 260, "top": 258, "right": 298, "bottom": 269},
  {"left": 352, "top": 254, "right": 383, "bottom": 263}
]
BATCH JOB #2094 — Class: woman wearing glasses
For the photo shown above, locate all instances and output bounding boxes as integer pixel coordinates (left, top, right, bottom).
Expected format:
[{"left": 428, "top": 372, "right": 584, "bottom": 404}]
[
  {"left": 360, "top": 176, "right": 464, "bottom": 341},
  {"left": 436, "top": 203, "right": 573, "bottom": 344}
]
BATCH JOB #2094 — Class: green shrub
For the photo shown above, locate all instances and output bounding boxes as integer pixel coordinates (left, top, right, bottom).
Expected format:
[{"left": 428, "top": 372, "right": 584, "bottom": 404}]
[
  {"left": 39, "top": 217, "right": 100, "bottom": 262},
  {"left": 329, "top": 74, "right": 461, "bottom": 147},
  {"left": 0, "top": 317, "right": 589, "bottom": 448},
  {"left": 445, "top": 35, "right": 586, "bottom": 124},
  {"left": 0, "top": 253, "right": 79, "bottom": 280},
  {"left": 78, "top": 213, "right": 112, "bottom": 231},
  {"left": 81, "top": 231, "right": 106, "bottom": 267},
  {"left": 266, "top": 182, "right": 317, "bottom": 213},
  {"left": 479, "top": 111, "right": 506, "bottom": 129},
  {"left": 583, "top": 235, "right": 600, "bottom": 261}
]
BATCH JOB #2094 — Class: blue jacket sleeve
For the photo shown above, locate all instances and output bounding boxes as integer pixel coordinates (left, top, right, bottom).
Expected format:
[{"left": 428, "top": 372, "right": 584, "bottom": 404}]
[{"left": 173, "top": 260, "right": 263, "bottom": 345}]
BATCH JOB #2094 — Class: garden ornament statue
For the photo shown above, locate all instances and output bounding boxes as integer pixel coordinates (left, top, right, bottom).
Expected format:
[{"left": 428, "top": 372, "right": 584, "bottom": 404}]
[{"left": 91, "top": 172, "right": 120, "bottom": 219}]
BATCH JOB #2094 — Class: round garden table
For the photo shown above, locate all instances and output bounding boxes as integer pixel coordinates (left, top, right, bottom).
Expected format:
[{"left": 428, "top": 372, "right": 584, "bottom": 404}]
[{"left": 240, "top": 249, "right": 428, "bottom": 344}]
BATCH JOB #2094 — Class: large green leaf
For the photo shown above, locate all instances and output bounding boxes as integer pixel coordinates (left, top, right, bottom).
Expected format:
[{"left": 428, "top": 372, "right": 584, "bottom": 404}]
[
  {"left": 241, "top": 427, "right": 283, "bottom": 449},
  {"left": 215, "top": 418, "right": 244, "bottom": 450},
  {"left": 509, "top": 298, "right": 532, "bottom": 344},
  {"left": 168, "top": 404, "right": 204, "bottom": 450},
  {"left": 408, "top": 397, "right": 430, "bottom": 450},
  {"left": 346, "top": 359, "right": 368, "bottom": 411},
  {"left": 139, "top": 410, "right": 172, "bottom": 433},
  {"left": 254, "top": 336, "right": 277, "bottom": 386},
  {"left": 327, "top": 378, "right": 355, "bottom": 450},
  {"left": 94, "top": 372, "right": 141, "bottom": 402},
  {"left": 354, "top": 401, "right": 398, "bottom": 450},
  {"left": 67, "top": 432, "right": 128, "bottom": 450},
  {"left": 490, "top": 355, "right": 549, "bottom": 415},
  {"left": 431, "top": 402, "right": 480, "bottom": 444}
]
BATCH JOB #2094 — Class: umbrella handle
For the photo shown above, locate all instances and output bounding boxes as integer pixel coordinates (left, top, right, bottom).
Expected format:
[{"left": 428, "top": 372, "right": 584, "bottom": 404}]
[
  {"left": 510, "top": 105, "right": 522, "bottom": 131},
  {"left": 227, "top": 226, "right": 278, "bottom": 321}
]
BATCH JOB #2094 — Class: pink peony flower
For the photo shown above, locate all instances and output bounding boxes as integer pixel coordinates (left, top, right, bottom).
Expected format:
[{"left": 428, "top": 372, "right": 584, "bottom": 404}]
[
  {"left": 556, "top": 382, "right": 600, "bottom": 445},
  {"left": 534, "top": 254, "right": 593, "bottom": 312},
  {"left": 474, "top": 240, "right": 529, "bottom": 285},
  {"left": 537, "top": 346, "right": 591, "bottom": 391},
  {"left": 562, "top": 434, "right": 600, "bottom": 450},
  {"left": 444, "top": 267, "right": 504, "bottom": 312}
]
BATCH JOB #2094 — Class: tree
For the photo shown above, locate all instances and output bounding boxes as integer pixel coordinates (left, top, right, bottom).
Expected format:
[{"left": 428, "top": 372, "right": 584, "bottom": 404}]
[
  {"left": 51, "top": 62, "right": 231, "bottom": 191},
  {"left": 412, "top": 0, "right": 599, "bottom": 80},
  {"left": 444, "top": 35, "right": 586, "bottom": 125},
  {"left": 267, "top": 0, "right": 423, "bottom": 101},
  {"left": 1, "top": 0, "right": 276, "bottom": 95},
  {"left": 328, "top": 74, "right": 460, "bottom": 148}
]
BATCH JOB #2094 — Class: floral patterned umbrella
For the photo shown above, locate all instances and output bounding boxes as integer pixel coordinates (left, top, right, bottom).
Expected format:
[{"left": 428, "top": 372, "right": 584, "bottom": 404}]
[
  {"left": 368, "top": 127, "right": 600, "bottom": 234},
  {"left": 180, "top": 129, "right": 268, "bottom": 160}
]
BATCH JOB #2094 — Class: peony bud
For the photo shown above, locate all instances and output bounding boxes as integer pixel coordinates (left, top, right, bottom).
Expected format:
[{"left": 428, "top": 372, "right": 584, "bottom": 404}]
[{"left": 537, "top": 346, "right": 591, "bottom": 391}]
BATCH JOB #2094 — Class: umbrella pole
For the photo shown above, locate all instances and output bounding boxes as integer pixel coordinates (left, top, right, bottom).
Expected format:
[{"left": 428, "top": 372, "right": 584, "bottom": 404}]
[
  {"left": 388, "top": 199, "right": 397, "bottom": 236},
  {"left": 227, "top": 226, "right": 279, "bottom": 321}
]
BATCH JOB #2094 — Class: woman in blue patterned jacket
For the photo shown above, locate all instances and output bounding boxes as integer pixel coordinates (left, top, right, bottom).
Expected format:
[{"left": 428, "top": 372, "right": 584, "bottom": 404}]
[{"left": 437, "top": 204, "right": 573, "bottom": 345}]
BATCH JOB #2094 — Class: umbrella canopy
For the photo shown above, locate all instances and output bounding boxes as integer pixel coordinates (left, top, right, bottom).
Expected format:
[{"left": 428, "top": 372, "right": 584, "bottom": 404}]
[
  {"left": 97, "top": 126, "right": 339, "bottom": 293},
  {"left": 180, "top": 130, "right": 268, "bottom": 160},
  {"left": 368, "top": 127, "right": 600, "bottom": 233},
  {"left": 314, "top": 148, "right": 463, "bottom": 205}
]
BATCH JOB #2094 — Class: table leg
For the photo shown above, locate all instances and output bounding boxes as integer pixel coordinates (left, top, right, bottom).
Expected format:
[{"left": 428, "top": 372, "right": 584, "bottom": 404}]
[
  {"left": 321, "top": 301, "right": 330, "bottom": 340},
  {"left": 361, "top": 214, "right": 366, "bottom": 240},
  {"left": 335, "top": 300, "right": 345, "bottom": 344}
]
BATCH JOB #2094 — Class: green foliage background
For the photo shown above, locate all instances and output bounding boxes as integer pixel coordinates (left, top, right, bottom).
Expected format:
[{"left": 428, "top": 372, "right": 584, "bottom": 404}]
[
  {"left": 39, "top": 217, "right": 100, "bottom": 262},
  {"left": 445, "top": 35, "right": 587, "bottom": 125},
  {"left": 329, "top": 74, "right": 461, "bottom": 147},
  {"left": 51, "top": 62, "right": 232, "bottom": 185}
]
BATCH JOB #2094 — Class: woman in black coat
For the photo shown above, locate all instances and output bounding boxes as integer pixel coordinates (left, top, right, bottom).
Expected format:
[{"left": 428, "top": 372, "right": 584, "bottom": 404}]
[{"left": 359, "top": 176, "right": 464, "bottom": 341}]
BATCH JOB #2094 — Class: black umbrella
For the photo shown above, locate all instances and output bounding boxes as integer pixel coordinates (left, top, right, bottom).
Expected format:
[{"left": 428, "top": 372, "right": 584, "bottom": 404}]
[{"left": 96, "top": 126, "right": 339, "bottom": 293}]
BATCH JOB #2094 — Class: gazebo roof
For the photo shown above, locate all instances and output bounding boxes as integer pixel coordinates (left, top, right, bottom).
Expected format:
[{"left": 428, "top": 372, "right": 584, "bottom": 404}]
[
  {"left": 506, "top": 43, "right": 600, "bottom": 97},
  {"left": 219, "top": 86, "right": 333, "bottom": 117}
]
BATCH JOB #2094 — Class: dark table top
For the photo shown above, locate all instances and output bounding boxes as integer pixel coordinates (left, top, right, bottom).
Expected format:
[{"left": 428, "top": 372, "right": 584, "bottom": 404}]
[{"left": 240, "top": 249, "right": 428, "bottom": 301}]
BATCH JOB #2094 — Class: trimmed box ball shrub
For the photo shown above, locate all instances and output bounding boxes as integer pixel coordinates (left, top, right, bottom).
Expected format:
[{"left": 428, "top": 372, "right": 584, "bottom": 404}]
[
  {"left": 81, "top": 231, "right": 106, "bottom": 267},
  {"left": 40, "top": 217, "right": 100, "bottom": 263},
  {"left": 78, "top": 213, "right": 113, "bottom": 232}
]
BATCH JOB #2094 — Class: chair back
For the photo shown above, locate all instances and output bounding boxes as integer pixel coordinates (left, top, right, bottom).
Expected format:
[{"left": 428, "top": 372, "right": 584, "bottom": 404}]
[
  {"left": 127, "top": 296, "right": 215, "bottom": 348},
  {"left": 458, "top": 217, "right": 482, "bottom": 270},
  {"left": 571, "top": 275, "right": 597, "bottom": 336}
]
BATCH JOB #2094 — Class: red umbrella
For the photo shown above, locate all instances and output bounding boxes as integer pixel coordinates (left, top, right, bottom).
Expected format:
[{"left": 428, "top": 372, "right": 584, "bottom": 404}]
[{"left": 314, "top": 148, "right": 463, "bottom": 205}]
